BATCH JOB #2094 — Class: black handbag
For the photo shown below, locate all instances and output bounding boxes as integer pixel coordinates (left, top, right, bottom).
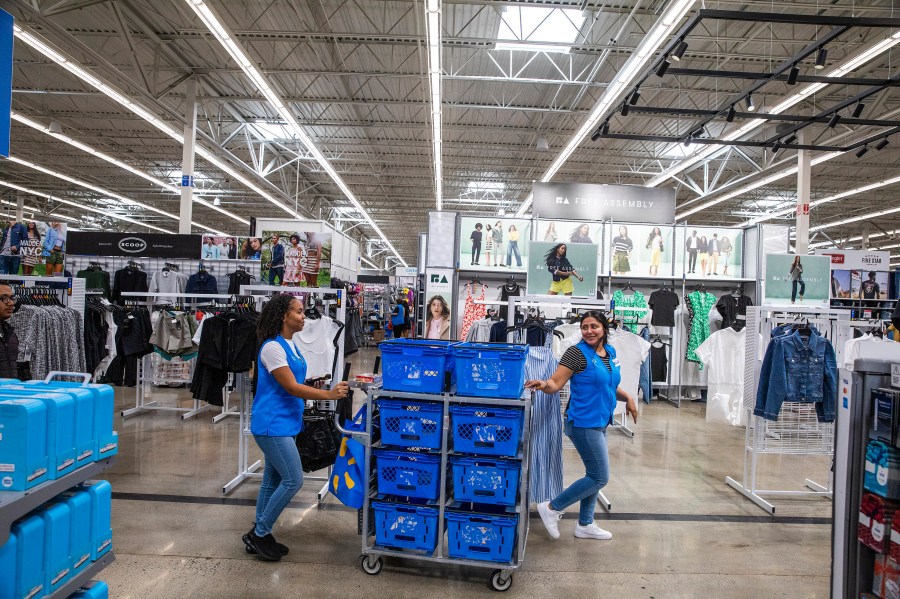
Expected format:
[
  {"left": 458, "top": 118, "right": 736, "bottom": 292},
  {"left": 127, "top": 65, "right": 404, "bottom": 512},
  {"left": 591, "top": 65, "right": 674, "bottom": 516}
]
[{"left": 295, "top": 410, "right": 342, "bottom": 473}]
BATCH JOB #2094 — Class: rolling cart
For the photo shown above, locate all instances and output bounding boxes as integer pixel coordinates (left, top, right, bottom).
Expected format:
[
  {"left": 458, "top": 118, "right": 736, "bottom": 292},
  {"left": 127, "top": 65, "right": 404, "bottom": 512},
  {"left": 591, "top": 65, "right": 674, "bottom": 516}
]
[{"left": 338, "top": 385, "right": 532, "bottom": 592}]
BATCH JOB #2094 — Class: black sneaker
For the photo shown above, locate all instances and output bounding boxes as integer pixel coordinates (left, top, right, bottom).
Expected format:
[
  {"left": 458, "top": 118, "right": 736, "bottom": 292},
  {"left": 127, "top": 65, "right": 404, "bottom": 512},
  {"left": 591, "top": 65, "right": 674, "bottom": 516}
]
[
  {"left": 242, "top": 530, "right": 282, "bottom": 561},
  {"left": 245, "top": 526, "right": 289, "bottom": 556}
]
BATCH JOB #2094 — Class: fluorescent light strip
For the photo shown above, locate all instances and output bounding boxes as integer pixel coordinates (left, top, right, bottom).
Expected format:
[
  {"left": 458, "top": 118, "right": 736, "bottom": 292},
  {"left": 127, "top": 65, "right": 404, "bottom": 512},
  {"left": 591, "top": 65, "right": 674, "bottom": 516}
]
[
  {"left": 0, "top": 198, "right": 79, "bottom": 222},
  {"left": 0, "top": 180, "right": 169, "bottom": 232},
  {"left": 184, "top": 0, "right": 407, "bottom": 266},
  {"left": 13, "top": 24, "right": 304, "bottom": 224},
  {"left": 425, "top": 0, "right": 443, "bottom": 211},
  {"left": 360, "top": 255, "right": 379, "bottom": 269},
  {"left": 11, "top": 112, "right": 249, "bottom": 227},
  {"left": 515, "top": 0, "right": 698, "bottom": 217},
  {"left": 811, "top": 205, "right": 900, "bottom": 232},
  {"left": 646, "top": 32, "right": 900, "bottom": 189}
]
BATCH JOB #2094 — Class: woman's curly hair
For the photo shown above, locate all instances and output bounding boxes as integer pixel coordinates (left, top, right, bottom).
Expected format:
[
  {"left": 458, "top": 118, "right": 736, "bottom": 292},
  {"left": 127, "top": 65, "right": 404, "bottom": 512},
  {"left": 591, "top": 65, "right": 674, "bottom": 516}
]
[{"left": 257, "top": 293, "right": 298, "bottom": 344}]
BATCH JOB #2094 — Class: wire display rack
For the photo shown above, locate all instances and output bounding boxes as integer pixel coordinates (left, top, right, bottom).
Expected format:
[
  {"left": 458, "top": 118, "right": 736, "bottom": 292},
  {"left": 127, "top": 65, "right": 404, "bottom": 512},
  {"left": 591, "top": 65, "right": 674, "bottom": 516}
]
[{"left": 339, "top": 386, "right": 532, "bottom": 592}]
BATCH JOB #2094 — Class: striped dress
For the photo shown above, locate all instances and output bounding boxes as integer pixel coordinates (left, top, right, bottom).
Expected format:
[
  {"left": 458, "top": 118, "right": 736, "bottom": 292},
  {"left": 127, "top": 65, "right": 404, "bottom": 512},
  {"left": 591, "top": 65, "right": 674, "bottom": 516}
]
[{"left": 526, "top": 341, "right": 564, "bottom": 504}]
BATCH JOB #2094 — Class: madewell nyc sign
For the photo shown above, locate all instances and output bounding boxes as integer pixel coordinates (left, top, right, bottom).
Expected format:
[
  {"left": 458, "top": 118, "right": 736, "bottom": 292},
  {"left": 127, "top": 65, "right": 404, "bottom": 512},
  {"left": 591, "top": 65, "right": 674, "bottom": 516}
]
[{"left": 532, "top": 182, "right": 676, "bottom": 224}]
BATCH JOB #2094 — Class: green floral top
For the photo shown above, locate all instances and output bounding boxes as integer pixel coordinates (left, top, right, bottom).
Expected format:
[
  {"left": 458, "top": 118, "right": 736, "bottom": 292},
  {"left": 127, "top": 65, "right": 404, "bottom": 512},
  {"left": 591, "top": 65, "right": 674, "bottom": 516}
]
[
  {"left": 612, "top": 289, "right": 648, "bottom": 325},
  {"left": 685, "top": 290, "right": 717, "bottom": 368}
]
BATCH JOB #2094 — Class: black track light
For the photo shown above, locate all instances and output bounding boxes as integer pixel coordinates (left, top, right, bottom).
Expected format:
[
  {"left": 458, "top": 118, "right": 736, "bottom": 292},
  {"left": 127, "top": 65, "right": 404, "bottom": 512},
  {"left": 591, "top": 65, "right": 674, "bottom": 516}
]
[
  {"left": 591, "top": 128, "right": 602, "bottom": 142},
  {"left": 828, "top": 112, "right": 841, "bottom": 128},
  {"left": 785, "top": 133, "right": 797, "bottom": 145},
  {"left": 856, "top": 145, "right": 869, "bottom": 158},
  {"left": 876, "top": 137, "right": 890, "bottom": 150},
  {"left": 601, "top": 121, "right": 610, "bottom": 135},
  {"left": 671, "top": 40, "right": 688, "bottom": 62},
  {"left": 815, "top": 47, "right": 828, "bottom": 70},
  {"left": 726, "top": 105, "right": 736, "bottom": 122},
  {"left": 690, "top": 126, "right": 706, "bottom": 138},
  {"left": 629, "top": 89, "right": 641, "bottom": 105},
  {"left": 787, "top": 65, "right": 800, "bottom": 85},
  {"left": 745, "top": 94, "right": 756, "bottom": 112},
  {"left": 683, "top": 135, "right": 692, "bottom": 147},
  {"left": 852, "top": 102, "right": 865, "bottom": 118},
  {"left": 656, "top": 58, "right": 671, "bottom": 77},
  {"left": 621, "top": 103, "right": 629, "bottom": 116},
  {"left": 772, "top": 139, "right": 783, "bottom": 153}
]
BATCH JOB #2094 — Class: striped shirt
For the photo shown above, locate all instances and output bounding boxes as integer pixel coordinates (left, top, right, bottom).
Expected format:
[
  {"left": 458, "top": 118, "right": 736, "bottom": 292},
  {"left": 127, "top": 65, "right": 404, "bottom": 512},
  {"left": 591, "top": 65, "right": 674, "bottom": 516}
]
[
  {"left": 560, "top": 345, "right": 611, "bottom": 373},
  {"left": 612, "top": 235, "right": 633, "bottom": 254}
]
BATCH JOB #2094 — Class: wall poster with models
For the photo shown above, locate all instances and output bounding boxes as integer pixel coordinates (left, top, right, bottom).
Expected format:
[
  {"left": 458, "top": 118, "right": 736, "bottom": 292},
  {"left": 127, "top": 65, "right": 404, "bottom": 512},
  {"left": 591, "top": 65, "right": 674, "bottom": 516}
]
[
  {"left": 674, "top": 226, "right": 744, "bottom": 278},
  {"left": 458, "top": 216, "right": 531, "bottom": 272},
  {"left": 607, "top": 223, "right": 674, "bottom": 277},
  {"left": 763, "top": 253, "right": 831, "bottom": 306},
  {"left": 526, "top": 241, "right": 598, "bottom": 298},
  {"left": 260, "top": 230, "right": 332, "bottom": 287}
]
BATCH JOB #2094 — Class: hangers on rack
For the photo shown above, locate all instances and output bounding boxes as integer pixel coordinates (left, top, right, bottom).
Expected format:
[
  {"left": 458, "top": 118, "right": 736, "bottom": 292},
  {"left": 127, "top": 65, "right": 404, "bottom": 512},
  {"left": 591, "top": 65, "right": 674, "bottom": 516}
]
[
  {"left": 693, "top": 282, "right": 706, "bottom": 292},
  {"left": 470, "top": 274, "right": 483, "bottom": 286},
  {"left": 731, "top": 284, "right": 743, "bottom": 297},
  {"left": 162, "top": 262, "right": 180, "bottom": 272},
  {"left": 126, "top": 260, "right": 142, "bottom": 270},
  {"left": 304, "top": 293, "right": 321, "bottom": 319},
  {"left": 621, "top": 281, "right": 635, "bottom": 292}
]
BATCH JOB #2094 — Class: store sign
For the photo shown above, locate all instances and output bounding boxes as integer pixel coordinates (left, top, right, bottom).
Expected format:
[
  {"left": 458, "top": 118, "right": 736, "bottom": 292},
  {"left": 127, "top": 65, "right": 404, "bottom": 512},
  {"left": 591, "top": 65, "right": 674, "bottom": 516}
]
[
  {"left": 0, "top": 9, "right": 14, "bottom": 158},
  {"left": 424, "top": 267, "right": 455, "bottom": 340},
  {"left": 814, "top": 249, "right": 890, "bottom": 270},
  {"left": 67, "top": 232, "right": 201, "bottom": 258},
  {"left": 395, "top": 266, "right": 418, "bottom": 278},
  {"left": 533, "top": 182, "right": 676, "bottom": 224}
]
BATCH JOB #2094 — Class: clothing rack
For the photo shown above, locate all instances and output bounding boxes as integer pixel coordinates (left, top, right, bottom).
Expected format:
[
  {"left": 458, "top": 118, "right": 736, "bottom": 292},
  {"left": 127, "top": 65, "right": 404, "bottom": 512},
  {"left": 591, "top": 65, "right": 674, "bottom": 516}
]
[
  {"left": 224, "top": 286, "right": 346, "bottom": 507},
  {"left": 726, "top": 305, "right": 857, "bottom": 514},
  {"left": 117, "top": 291, "right": 237, "bottom": 421}
]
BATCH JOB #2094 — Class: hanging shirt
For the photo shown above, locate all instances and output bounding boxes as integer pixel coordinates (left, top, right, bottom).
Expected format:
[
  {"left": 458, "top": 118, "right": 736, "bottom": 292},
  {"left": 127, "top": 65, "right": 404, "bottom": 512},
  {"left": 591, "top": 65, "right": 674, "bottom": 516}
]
[
  {"left": 648, "top": 288, "right": 679, "bottom": 327},
  {"left": 607, "top": 328, "right": 650, "bottom": 400},
  {"left": 694, "top": 327, "right": 747, "bottom": 398},
  {"left": 293, "top": 316, "right": 342, "bottom": 380},
  {"left": 611, "top": 289, "right": 648, "bottom": 325}
]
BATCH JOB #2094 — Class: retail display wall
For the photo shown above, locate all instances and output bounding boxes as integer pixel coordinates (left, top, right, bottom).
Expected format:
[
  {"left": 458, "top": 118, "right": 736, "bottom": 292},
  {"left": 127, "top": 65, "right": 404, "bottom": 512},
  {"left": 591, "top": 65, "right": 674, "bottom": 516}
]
[{"left": 253, "top": 218, "right": 358, "bottom": 284}]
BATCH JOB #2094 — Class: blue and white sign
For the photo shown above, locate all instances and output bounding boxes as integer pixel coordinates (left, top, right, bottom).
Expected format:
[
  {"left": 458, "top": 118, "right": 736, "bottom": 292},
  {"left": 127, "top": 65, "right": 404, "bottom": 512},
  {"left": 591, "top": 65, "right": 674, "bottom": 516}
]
[
  {"left": 181, "top": 174, "right": 194, "bottom": 187},
  {"left": 0, "top": 9, "right": 14, "bottom": 158}
]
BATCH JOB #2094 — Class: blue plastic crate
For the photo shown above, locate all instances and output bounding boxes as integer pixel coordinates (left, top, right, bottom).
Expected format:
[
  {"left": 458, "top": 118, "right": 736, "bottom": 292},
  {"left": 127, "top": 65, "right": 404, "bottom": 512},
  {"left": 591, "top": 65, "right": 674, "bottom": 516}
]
[
  {"left": 377, "top": 399, "right": 443, "bottom": 449},
  {"left": 375, "top": 449, "right": 441, "bottom": 500},
  {"left": 380, "top": 339, "right": 457, "bottom": 394},
  {"left": 450, "top": 456, "right": 520, "bottom": 506},
  {"left": 445, "top": 512, "right": 518, "bottom": 563},
  {"left": 451, "top": 343, "right": 527, "bottom": 399},
  {"left": 372, "top": 501, "right": 439, "bottom": 552},
  {"left": 449, "top": 405, "right": 523, "bottom": 457}
]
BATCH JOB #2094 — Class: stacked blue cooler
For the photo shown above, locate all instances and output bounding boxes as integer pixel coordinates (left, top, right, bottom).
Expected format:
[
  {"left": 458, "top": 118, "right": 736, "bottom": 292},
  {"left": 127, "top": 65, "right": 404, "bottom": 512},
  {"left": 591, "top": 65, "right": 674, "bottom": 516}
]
[{"left": 0, "top": 379, "right": 117, "bottom": 599}]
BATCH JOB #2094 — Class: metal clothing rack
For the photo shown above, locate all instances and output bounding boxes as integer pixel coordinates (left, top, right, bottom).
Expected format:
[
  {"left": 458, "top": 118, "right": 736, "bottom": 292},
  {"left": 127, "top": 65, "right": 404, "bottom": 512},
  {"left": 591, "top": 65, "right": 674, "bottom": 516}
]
[
  {"left": 118, "top": 291, "right": 236, "bottom": 421},
  {"left": 223, "top": 286, "right": 347, "bottom": 505},
  {"left": 725, "top": 305, "right": 857, "bottom": 514}
]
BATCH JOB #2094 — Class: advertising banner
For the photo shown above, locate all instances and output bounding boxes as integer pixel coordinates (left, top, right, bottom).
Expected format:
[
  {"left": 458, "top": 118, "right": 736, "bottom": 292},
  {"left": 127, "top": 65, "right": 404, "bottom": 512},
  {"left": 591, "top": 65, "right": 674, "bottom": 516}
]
[
  {"left": 423, "top": 267, "right": 455, "bottom": 340},
  {"left": 607, "top": 224, "right": 674, "bottom": 277},
  {"left": 459, "top": 216, "right": 531, "bottom": 273},
  {"left": 260, "top": 230, "right": 332, "bottom": 288},
  {"left": 2, "top": 220, "right": 67, "bottom": 275},
  {"left": 533, "top": 182, "right": 676, "bottom": 224},
  {"left": 526, "top": 241, "right": 598, "bottom": 298},
  {"left": 199, "top": 235, "right": 240, "bottom": 260},
  {"left": 763, "top": 254, "right": 831, "bottom": 306},
  {"left": 675, "top": 226, "right": 744, "bottom": 278},
  {"left": 814, "top": 249, "right": 891, "bottom": 270},
  {"left": 67, "top": 231, "right": 199, "bottom": 259}
]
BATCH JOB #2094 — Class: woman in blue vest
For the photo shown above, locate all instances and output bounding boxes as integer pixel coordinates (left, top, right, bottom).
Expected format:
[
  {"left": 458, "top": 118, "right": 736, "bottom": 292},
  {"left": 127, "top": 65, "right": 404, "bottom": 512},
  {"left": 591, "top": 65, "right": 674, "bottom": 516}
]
[
  {"left": 242, "top": 294, "right": 350, "bottom": 561},
  {"left": 526, "top": 310, "right": 638, "bottom": 541}
]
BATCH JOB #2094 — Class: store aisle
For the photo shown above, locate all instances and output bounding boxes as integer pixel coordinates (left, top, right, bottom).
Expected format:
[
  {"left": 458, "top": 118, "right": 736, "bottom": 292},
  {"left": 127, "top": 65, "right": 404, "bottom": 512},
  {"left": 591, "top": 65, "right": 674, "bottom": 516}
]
[{"left": 100, "top": 350, "right": 832, "bottom": 598}]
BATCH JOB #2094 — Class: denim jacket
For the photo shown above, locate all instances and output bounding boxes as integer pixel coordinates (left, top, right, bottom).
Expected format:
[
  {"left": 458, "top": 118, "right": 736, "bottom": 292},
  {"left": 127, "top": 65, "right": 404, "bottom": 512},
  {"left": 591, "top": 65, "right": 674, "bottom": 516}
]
[{"left": 754, "top": 328, "right": 836, "bottom": 422}]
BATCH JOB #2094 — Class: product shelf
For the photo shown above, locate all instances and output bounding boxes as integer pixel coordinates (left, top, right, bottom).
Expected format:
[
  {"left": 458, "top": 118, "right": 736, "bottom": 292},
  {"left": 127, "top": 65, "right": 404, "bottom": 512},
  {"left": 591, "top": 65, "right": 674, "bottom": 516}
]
[{"left": 0, "top": 457, "right": 116, "bottom": 545}]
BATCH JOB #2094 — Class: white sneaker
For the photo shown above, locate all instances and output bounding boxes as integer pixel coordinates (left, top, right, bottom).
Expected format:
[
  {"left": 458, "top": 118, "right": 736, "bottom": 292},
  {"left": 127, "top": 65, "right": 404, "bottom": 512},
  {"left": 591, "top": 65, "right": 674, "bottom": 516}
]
[
  {"left": 574, "top": 522, "right": 612, "bottom": 540},
  {"left": 537, "top": 501, "right": 563, "bottom": 540}
]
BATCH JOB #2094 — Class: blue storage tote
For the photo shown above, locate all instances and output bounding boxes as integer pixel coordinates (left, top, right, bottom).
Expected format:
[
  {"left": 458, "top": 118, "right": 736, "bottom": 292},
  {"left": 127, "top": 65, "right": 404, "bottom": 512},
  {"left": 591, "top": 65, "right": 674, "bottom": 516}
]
[
  {"left": 445, "top": 512, "right": 518, "bottom": 563},
  {"left": 0, "top": 529, "right": 16, "bottom": 599},
  {"left": 71, "top": 581, "right": 110, "bottom": 599},
  {"left": 379, "top": 339, "right": 455, "bottom": 394},
  {"left": 24, "top": 380, "right": 118, "bottom": 459},
  {"left": 60, "top": 489, "right": 93, "bottom": 576},
  {"left": 451, "top": 343, "right": 527, "bottom": 399},
  {"left": 11, "top": 514, "right": 45, "bottom": 599},
  {"left": 372, "top": 501, "right": 439, "bottom": 552},
  {"left": 0, "top": 398, "right": 48, "bottom": 491},
  {"left": 377, "top": 398, "right": 443, "bottom": 449},
  {"left": 450, "top": 457, "right": 520, "bottom": 506},
  {"left": 82, "top": 479, "right": 113, "bottom": 560},
  {"left": 0, "top": 390, "right": 77, "bottom": 480},
  {"left": 375, "top": 449, "right": 441, "bottom": 500},
  {"left": 449, "top": 405, "right": 523, "bottom": 457},
  {"left": 42, "top": 501, "right": 72, "bottom": 593}
]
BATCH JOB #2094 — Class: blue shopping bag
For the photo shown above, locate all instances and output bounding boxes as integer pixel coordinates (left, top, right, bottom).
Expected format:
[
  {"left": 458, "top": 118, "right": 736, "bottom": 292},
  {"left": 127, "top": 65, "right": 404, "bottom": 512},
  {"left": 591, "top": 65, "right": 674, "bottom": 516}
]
[{"left": 330, "top": 405, "right": 367, "bottom": 508}]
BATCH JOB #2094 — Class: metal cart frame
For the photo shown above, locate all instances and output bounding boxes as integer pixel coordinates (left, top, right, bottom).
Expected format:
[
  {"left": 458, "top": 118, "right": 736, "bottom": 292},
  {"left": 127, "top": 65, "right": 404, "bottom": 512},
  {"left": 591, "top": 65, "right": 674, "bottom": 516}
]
[{"left": 337, "top": 386, "right": 532, "bottom": 592}]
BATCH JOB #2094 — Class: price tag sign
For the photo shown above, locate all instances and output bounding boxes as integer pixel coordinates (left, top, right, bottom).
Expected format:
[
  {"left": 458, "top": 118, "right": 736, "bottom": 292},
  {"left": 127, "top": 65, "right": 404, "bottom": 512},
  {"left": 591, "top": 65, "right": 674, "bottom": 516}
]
[{"left": 892, "top": 363, "right": 900, "bottom": 389}]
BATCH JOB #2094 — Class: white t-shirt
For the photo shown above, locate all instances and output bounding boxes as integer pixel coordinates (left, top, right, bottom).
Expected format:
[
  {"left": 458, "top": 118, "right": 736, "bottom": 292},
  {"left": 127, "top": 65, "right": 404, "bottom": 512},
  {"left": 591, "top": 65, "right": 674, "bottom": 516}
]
[
  {"left": 293, "top": 317, "right": 342, "bottom": 379},
  {"left": 259, "top": 338, "right": 302, "bottom": 373},
  {"left": 607, "top": 329, "right": 650, "bottom": 401},
  {"left": 694, "top": 327, "right": 746, "bottom": 392}
]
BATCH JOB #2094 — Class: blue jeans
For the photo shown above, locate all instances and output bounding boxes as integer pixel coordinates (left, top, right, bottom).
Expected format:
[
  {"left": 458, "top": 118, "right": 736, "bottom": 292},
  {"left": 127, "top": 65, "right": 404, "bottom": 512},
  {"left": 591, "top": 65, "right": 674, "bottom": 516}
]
[
  {"left": 506, "top": 241, "right": 522, "bottom": 267},
  {"left": 791, "top": 279, "right": 806, "bottom": 302},
  {"left": 253, "top": 435, "right": 304, "bottom": 536},
  {"left": 268, "top": 266, "right": 284, "bottom": 286},
  {"left": 0, "top": 255, "right": 21, "bottom": 275},
  {"left": 549, "top": 421, "right": 609, "bottom": 526}
]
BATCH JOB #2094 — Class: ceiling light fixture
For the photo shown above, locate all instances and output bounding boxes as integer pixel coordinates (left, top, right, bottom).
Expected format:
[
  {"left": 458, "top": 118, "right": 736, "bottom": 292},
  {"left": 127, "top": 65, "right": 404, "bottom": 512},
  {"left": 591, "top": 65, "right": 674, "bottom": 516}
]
[
  {"left": 620, "top": 103, "right": 630, "bottom": 116},
  {"left": 876, "top": 137, "right": 890, "bottom": 150},
  {"left": 852, "top": 101, "right": 866, "bottom": 118},
  {"left": 656, "top": 58, "right": 671, "bottom": 77},
  {"left": 856, "top": 145, "right": 869, "bottom": 158},
  {"left": 213, "top": 196, "right": 221, "bottom": 207},
  {"left": 629, "top": 89, "right": 641, "bottom": 105},
  {"left": 815, "top": 47, "right": 828, "bottom": 69},
  {"left": 184, "top": 0, "right": 407, "bottom": 265},
  {"left": 590, "top": 128, "right": 602, "bottom": 142},
  {"left": 785, "top": 133, "right": 798, "bottom": 145},
  {"left": 772, "top": 139, "right": 783, "bottom": 153},
  {"left": 828, "top": 112, "right": 841, "bottom": 128},
  {"left": 726, "top": 105, "right": 736, "bottom": 122},
  {"left": 787, "top": 65, "right": 800, "bottom": 85},
  {"left": 745, "top": 94, "right": 755, "bottom": 112},
  {"left": 515, "top": 0, "right": 697, "bottom": 217},
  {"left": 670, "top": 40, "right": 688, "bottom": 61}
]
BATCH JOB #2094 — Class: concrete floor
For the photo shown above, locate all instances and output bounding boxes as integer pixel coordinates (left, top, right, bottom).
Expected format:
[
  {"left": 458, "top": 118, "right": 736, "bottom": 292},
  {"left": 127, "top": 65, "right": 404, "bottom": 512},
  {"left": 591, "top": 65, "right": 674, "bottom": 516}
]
[{"left": 100, "top": 349, "right": 833, "bottom": 598}]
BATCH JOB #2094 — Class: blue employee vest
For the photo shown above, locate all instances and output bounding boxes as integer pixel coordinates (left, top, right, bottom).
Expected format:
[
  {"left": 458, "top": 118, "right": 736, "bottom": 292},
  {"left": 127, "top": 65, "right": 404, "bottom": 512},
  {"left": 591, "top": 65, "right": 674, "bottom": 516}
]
[
  {"left": 251, "top": 336, "right": 308, "bottom": 437},
  {"left": 567, "top": 340, "right": 621, "bottom": 428}
]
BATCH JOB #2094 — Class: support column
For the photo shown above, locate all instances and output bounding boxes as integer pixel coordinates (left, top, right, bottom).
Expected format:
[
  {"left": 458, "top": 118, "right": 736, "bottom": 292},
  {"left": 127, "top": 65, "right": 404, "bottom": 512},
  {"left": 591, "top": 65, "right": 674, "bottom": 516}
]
[
  {"left": 15, "top": 191, "right": 23, "bottom": 221},
  {"left": 861, "top": 224, "right": 870, "bottom": 250},
  {"left": 795, "top": 129, "right": 812, "bottom": 254},
  {"left": 179, "top": 78, "right": 197, "bottom": 234}
]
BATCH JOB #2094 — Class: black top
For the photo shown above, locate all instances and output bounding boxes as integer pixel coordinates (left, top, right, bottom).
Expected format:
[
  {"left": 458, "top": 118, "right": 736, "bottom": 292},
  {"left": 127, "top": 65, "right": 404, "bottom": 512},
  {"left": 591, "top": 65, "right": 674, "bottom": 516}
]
[
  {"left": 547, "top": 256, "right": 576, "bottom": 282},
  {"left": 716, "top": 294, "right": 753, "bottom": 328},
  {"left": 560, "top": 345, "right": 610, "bottom": 373},
  {"left": 860, "top": 279, "right": 880, "bottom": 299},
  {"left": 470, "top": 230, "right": 482, "bottom": 245},
  {"left": 0, "top": 320, "right": 19, "bottom": 379},
  {"left": 650, "top": 343, "right": 668, "bottom": 382},
  {"left": 112, "top": 267, "right": 149, "bottom": 303},
  {"left": 648, "top": 289, "right": 679, "bottom": 327}
]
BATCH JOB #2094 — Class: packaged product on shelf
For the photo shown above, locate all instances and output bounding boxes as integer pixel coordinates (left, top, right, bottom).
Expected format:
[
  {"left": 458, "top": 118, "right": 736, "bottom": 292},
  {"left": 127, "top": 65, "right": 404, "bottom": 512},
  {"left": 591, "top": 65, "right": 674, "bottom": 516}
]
[
  {"left": 860, "top": 493, "right": 900, "bottom": 553},
  {"left": 0, "top": 398, "right": 48, "bottom": 490},
  {"left": 42, "top": 500, "right": 73, "bottom": 592},
  {"left": 874, "top": 553, "right": 900, "bottom": 599},
  {"left": 866, "top": 440, "right": 900, "bottom": 500},
  {"left": 0, "top": 529, "right": 16, "bottom": 598},
  {"left": 70, "top": 580, "right": 110, "bottom": 598},
  {"left": 60, "top": 488, "right": 94, "bottom": 576},
  {"left": 0, "top": 390, "right": 77, "bottom": 480},
  {"left": 11, "top": 514, "right": 45, "bottom": 599}
]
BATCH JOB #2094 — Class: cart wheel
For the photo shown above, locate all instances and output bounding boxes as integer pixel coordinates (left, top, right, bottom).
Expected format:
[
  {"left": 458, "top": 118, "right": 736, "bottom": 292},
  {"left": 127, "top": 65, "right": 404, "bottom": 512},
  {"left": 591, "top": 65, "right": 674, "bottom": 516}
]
[
  {"left": 490, "top": 570, "right": 512, "bottom": 592},
  {"left": 360, "top": 555, "right": 383, "bottom": 575}
]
